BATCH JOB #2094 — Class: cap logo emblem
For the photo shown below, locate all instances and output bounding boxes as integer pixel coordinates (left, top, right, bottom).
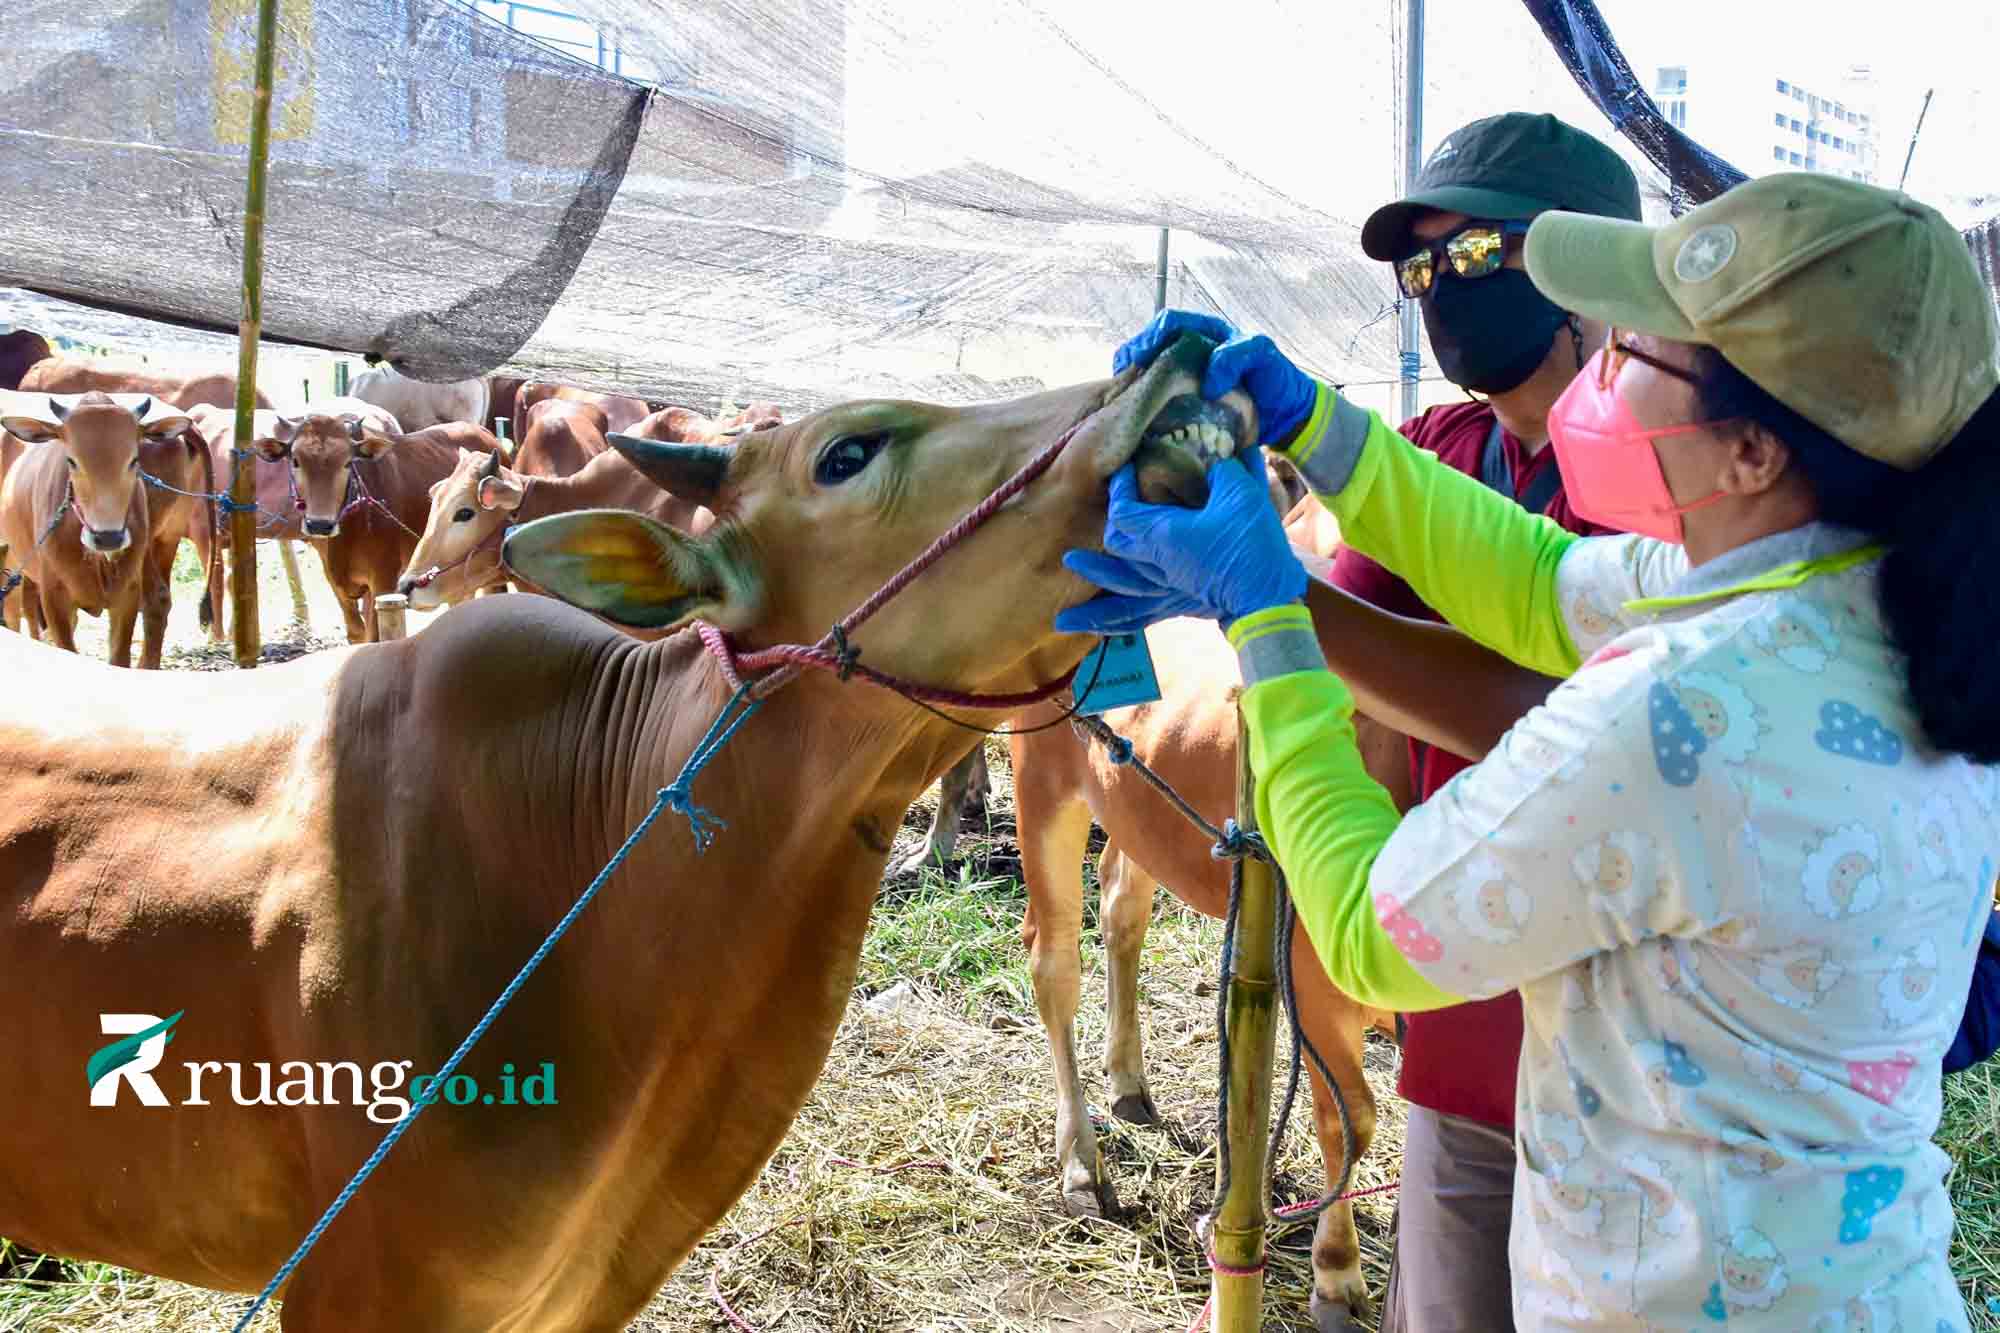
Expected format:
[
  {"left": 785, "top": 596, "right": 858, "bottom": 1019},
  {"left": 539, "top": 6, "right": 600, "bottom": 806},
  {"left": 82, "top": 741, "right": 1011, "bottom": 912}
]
[
  {"left": 1674, "top": 224, "right": 1738, "bottom": 283},
  {"left": 1426, "top": 139, "right": 1458, "bottom": 168}
]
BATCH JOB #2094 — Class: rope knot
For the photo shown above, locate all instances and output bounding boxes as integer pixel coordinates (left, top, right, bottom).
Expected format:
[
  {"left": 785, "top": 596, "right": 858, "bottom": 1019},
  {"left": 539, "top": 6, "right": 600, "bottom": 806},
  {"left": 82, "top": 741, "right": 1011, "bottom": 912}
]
[
  {"left": 659, "top": 782, "right": 727, "bottom": 854},
  {"left": 1209, "top": 818, "right": 1268, "bottom": 863},
  {"left": 1104, "top": 734, "right": 1135, "bottom": 766},
  {"left": 828, "top": 624, "right": 861, "bottom": 682}
]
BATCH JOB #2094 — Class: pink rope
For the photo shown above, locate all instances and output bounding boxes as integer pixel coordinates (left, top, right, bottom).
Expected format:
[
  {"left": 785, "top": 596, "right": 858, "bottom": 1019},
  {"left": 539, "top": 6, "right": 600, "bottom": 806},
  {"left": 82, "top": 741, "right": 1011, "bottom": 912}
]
[
  {"left": 706, "top": 1215, "right": 808, "bottom": 1333},
  {"left": 1274, "top": 1176, "right": 1401, "bottom": 1218},
  {"left": 694, "top": 418, "right": 1088, "bottom": 708}
]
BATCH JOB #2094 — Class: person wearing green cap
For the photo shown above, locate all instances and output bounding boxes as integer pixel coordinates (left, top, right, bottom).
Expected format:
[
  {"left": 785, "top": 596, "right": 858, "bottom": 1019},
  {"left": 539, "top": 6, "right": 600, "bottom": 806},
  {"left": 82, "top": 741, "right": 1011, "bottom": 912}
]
[{"left": 1066, "top": 174, "right": 1999, "bottom": 1328}]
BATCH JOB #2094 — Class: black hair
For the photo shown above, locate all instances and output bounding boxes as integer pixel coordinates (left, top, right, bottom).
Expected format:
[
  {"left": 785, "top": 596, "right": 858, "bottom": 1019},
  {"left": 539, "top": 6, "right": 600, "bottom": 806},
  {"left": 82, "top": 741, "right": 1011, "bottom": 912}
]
[{"left": 1694, "top": 347, "right": 2000, "bottom": 763}]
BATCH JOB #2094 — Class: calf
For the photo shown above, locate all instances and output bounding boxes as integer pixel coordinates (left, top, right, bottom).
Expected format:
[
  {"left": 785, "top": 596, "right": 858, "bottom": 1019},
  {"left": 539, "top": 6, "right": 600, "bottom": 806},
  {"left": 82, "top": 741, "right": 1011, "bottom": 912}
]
[
  {"left": 1007, "top": 494, "right": 1404, "bottom": 1333},
  {"left": 256, "top": 413, "right": 489, "bottom": 642},
  {"left": 0, "top": 337, "right": 1248, "bottom": 1330},
  {"left": 0, "top": 394, "right": 194, "bottom": 667},
  {"left": 397, "top": 447, "right": 710, "bottom": 609}
]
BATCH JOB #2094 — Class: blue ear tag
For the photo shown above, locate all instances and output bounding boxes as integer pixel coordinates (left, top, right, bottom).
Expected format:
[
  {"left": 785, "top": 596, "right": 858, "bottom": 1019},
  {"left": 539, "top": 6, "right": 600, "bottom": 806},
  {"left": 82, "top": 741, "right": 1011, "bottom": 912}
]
[{"left": 1072, "top": 633, "right": 1163, "bottom": 715}]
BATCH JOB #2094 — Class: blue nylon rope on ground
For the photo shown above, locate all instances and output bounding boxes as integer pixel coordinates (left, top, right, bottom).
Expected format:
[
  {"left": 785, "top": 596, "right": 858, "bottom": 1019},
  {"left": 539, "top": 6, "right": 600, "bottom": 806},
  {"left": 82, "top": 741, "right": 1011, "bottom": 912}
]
[{"left": 230, "top": 684, "right": 760, "bottom": 1330}]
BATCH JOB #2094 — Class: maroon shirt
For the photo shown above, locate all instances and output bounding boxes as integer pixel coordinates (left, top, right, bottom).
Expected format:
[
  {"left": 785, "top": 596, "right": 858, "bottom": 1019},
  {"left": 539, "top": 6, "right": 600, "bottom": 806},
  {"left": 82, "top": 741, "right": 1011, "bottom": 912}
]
[{"left": 1328, "top": 400, "right": 1615, "bottom": 1130}]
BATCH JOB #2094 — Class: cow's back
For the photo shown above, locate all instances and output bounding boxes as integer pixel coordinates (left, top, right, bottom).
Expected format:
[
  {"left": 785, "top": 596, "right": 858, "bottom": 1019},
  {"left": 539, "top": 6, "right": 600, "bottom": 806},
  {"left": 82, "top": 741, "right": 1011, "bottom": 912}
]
[{"left": 516, "top": 400, "right": 609, "bottom": 479}]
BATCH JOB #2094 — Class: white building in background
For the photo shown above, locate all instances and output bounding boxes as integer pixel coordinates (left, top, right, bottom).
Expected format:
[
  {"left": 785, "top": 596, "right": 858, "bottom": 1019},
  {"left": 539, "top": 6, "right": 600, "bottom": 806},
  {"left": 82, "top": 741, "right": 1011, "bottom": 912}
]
[{"left": 1651, "top": 58, "right": 1880, "bottom": 185}]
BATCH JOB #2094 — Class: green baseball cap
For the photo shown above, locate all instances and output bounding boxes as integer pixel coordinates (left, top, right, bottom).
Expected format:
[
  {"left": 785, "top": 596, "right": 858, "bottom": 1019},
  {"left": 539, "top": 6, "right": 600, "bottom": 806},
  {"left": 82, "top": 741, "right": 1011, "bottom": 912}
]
[
  {"left": 1525, "top": 173, "right": 2000, "bottom": 469},
  {"left": 1361, "top": 112, "right": 1643, "bottom": 262}
]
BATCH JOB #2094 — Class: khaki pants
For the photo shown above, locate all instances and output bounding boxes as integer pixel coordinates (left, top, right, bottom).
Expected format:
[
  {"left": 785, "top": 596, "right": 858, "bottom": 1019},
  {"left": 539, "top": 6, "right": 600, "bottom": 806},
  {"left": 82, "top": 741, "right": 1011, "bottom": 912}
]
[{"left": 1381, "top": 1105, "right": 1517, "bottom": 1333}]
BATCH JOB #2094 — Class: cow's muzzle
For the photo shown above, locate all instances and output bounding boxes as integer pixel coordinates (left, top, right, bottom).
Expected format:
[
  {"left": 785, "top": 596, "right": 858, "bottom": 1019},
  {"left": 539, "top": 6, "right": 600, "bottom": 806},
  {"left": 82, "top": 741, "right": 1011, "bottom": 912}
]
[
  {"left": 82, "top": 526, "right": 131, "bottom": 555},
  {"left": 303, "top": 518, "right": 339, "bottom": 538}
]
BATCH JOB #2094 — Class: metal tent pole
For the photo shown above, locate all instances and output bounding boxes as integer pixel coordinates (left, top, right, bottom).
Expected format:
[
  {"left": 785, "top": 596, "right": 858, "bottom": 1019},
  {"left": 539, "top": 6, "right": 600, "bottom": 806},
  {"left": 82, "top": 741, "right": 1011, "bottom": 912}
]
[
  {"left": 1209, "top": 711, "right": 1281, "bottom": 1331},
  {"left": 228, "top": 0, "right": 281, "bottom": 668},
  {"left": 1397, "top": 0, "right": 1425, "bottom": 425},
  {"left": 1155, "top": 227, "right": 1171, "bottom": 313}
]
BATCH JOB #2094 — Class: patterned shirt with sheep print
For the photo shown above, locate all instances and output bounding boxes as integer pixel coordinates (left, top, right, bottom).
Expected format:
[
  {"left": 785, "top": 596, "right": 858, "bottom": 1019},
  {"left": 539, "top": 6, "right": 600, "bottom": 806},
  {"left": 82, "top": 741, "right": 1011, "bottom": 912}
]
[{"left": 1227, "top": 392, "right": 1994, "bottom": 1331}]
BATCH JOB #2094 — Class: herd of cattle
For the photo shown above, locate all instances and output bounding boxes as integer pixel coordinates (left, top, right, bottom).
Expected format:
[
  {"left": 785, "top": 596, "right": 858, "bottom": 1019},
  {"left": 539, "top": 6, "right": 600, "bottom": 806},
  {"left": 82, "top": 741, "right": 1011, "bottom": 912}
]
[
  {"left": 0, "top": 328, "right": 1403, "bottom": 1331},
  {"left": 0, "top": 327, "right": 781, "bottom": 657}
]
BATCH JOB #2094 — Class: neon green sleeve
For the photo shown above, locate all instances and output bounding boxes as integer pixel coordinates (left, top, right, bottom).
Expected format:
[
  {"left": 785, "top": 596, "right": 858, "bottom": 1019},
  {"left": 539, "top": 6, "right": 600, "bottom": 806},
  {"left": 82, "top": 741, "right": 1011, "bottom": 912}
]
[
  {"left": 1279, "top": 383, "right": 1585, "bottom": 677},
  {"left": 1225, "top": 605, "right": 1464, "bottom": 1012}
]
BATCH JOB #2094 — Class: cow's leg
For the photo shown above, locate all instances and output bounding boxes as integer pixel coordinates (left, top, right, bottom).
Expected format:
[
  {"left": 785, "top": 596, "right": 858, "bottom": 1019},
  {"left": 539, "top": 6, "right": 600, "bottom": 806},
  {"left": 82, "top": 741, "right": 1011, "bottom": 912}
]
[
  {"left": 1019, "top": 793, "right": 1116, "bottom": 1218},
  {"left": 22, "top": 577, "right": 45, "bottom": 641},
  {"left": 1287, "top": 925, "right": 1378, "bottom": 1333},
  {"left": 1095, "top": 844, "right": 1159, "bottom": 1125},
  {"left": 279, "top": 539, "right": 310, "bottom": 625},
  {"left": 40, "top": 584, "right": 76, "bottom": 654},
  {"left": 106, "top": 602, "right": 138, "bottom": 669},
  {"left": 362, "top": 587, "right": 380, "bottom": 644},
  {"left": 890, "top": 745, "right": 990, "bottom": 876},
  {"left": 138, "top": 553, "right": 172, "bottom": 669},
  {"left": 334, "top": 587, "right": 366, "bottom": 644}
]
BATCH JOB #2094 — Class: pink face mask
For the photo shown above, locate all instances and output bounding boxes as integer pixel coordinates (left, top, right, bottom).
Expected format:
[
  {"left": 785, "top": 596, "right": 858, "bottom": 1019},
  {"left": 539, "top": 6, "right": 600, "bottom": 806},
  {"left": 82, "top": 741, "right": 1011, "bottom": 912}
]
[{"left": 1548, "top": 349, "right": 1729, "bottom": 544}]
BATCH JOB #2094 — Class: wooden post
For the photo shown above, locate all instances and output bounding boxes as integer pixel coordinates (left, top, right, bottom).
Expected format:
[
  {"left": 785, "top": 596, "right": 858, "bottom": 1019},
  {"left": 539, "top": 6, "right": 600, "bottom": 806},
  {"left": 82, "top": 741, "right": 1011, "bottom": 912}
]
[
  {"left": 372, "top": 593, "right": 409, "bottom": 642},
  {"left": 227, "top": 0, "right": 281, "bottom": 668},
  {"left": 1210, "top": 708, "right": 1279, "bottom": 1331}
]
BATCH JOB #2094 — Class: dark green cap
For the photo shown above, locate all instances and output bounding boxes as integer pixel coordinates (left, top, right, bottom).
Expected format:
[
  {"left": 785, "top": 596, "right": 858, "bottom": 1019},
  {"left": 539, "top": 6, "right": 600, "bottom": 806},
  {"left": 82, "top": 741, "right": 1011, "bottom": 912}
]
[{"left": 1361, "top": 112, "right": 1643, "bottom": 262}]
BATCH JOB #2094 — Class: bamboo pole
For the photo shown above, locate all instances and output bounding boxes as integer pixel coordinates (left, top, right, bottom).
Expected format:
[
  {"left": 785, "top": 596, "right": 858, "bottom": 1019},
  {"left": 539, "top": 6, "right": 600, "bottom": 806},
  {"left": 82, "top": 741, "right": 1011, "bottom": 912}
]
[
  {"left": 372, "top": 593, "right": 409, "bottom": 642},
  {"left": 228, "top": 0, "right": 282, "bottom": 668},
  {"left": 1210, "top": 707, "right": 1280, "bottom": 1331}
]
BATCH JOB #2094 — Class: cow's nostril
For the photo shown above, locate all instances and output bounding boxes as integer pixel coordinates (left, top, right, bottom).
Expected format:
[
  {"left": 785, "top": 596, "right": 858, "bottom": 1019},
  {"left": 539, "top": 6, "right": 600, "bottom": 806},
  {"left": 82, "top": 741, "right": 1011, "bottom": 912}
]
[
  {"left": 396, "top": 578, "right": 415, "bottom": 597},
  {"left": 304, "top": 520, "right": 336, "bottom": 537}
]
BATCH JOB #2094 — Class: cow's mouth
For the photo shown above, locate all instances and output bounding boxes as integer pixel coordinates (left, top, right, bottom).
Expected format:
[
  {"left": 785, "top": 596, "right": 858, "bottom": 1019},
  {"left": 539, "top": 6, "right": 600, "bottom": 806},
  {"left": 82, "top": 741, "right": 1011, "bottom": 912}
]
[{"left": 1108, "top": 333, "right": 1258, "bottom": 509}]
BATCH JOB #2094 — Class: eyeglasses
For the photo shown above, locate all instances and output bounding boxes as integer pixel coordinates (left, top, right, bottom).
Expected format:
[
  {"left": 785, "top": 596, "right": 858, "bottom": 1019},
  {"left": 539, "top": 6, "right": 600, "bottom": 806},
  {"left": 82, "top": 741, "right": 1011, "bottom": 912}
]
[
  {"left": 1600, "top": 329, "right": 1703, "bottom": 390},
  {"left": 1393, "top": 220, "right": 1531, "bottom": 298}
]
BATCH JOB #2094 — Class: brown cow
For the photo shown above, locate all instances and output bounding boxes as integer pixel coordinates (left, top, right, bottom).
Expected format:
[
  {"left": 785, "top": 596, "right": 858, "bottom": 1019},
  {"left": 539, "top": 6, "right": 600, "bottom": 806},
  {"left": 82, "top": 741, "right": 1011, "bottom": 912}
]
[
  {"left": 396, "top": 448, "right": 710, "bottom": 609},
  {"left": 0, "top": 340, "right": 1244, "bottom": 1330},
  {"left": 512, "top": 398, "right": 610, "bottom": 479},
  {"left": 14, "top": 341, "right": 271, "bottom": 412},
  {"left": 0, "top": 394, "right": 195, "bottom": 667},
  {"left": 510, "top": 379, "right": 661, "bottom": 442},
  {"left": 1006, "top": 494, "right": 1402, "bottom": 1333},
  {"left": 255, "top": 413, "right": 490, "bottom": 643}
]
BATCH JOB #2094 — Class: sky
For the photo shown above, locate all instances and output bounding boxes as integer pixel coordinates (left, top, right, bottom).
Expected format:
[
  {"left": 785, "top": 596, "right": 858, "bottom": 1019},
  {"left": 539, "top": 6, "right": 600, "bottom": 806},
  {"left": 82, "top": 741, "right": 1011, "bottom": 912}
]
[{"left": 1596, "top": 0, "right": 1996, "bottom": 213}]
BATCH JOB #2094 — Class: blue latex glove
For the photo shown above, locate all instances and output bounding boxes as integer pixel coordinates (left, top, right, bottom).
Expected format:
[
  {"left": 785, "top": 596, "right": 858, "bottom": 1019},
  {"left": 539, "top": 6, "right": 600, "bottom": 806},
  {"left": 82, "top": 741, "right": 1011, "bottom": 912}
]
[
  {"left": 1113, "top": 309, "right": 1318, "bottom": 446},
  {"left": 1056, "top": 451, "right": 1306, "bottom": 632}
]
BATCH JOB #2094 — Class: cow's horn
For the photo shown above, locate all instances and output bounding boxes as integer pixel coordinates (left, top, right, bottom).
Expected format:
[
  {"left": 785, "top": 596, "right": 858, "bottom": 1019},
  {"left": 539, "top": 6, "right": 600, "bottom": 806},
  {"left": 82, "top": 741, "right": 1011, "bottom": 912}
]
[
  {"left": 481, "top": 448, "right": 502, "bottom": 480},
  {"left": 48, "top": 396, "right": 68, "bottom": 423},
  {"left": 346, "top": 417, "right": 366, "bottom": 442},
  {"left": 128, "top": 395, "right": 152, "bottom": 422},
  {"left": 607, "top": 433, "right": 730, "bottom": 502}
]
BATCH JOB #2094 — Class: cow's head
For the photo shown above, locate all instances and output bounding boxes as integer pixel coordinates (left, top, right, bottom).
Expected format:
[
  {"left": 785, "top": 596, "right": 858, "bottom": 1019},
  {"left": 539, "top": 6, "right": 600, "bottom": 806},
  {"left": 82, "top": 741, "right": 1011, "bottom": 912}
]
[
  {"left": 503, "top": 335, "right": 1252, "bottom": 700},
  {"left": 398, "top": 448, "right": 520, "bottom": 608},
  {"left": 257, "top": 413, "right": 382, "bottom": 537},
  {"left": 2, "top": 393, "right": 188, "bottom": 555}
]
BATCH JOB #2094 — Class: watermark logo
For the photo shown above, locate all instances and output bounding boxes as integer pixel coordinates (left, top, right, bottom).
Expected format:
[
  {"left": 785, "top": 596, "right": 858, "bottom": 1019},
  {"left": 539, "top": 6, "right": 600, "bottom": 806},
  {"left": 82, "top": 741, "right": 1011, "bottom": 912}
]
[
  {"left": 87, "top": 1013, "right": 555, "bottom": 1122},
  {"left": 88, "top": 1011, "right": 185, "bottom": 1107}
]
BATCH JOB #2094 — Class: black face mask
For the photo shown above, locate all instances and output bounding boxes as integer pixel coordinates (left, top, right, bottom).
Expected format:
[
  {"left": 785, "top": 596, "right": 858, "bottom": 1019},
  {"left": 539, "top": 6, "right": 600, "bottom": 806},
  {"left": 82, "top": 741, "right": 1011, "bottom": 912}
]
[{"left": 1419, "top": 267, "right": 1569, "bottom": 395}]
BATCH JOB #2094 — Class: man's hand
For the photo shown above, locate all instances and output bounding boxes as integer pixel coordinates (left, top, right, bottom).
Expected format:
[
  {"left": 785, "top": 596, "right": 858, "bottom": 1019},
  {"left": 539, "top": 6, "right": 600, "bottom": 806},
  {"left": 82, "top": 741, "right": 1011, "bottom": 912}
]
[
  {"left": 1114, "top": 310, "right": 1319, "bottom": 446},
  {"left": 1057, "top": 451, "right": 1307, "bottom": 632}
]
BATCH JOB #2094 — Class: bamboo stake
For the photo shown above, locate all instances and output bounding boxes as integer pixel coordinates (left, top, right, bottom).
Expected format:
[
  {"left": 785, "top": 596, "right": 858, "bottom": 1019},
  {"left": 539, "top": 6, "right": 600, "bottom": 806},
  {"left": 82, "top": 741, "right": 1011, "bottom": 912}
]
[
  {"left": 1211, "top": 706, "right": 1279, "bottom": 1331},
  {"left": 228, "top": 0, "right": 281, "bottom": 668}
]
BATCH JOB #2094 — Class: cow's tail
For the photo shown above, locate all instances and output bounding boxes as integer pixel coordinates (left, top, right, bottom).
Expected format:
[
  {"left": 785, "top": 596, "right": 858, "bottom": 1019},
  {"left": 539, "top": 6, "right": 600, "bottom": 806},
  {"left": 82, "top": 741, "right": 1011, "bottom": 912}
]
[{"left": 198, "top": 434, "right": 224, "bottom": 636}]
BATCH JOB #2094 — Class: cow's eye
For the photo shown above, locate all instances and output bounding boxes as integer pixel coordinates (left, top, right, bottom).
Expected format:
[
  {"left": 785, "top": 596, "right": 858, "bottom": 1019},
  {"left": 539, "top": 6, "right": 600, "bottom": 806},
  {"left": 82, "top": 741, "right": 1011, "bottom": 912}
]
[
  {"left": 453, "top": 507, "right": 476, "bottom": 523},
  {"left": 813, "top": 432, "right": 890, "bottom": 485}
]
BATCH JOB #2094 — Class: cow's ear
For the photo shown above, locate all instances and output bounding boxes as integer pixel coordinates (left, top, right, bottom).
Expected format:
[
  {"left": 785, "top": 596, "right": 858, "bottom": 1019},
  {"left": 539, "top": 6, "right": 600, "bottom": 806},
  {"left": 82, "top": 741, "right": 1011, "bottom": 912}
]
[
  {"left": 502, "top": 510, "right": 760, "bottom": 632},
  {"left": 477, "top": 473, "right": 526, "bottom": 512},
  {"left": 1, "top": 416, "right": 60, "bottom": 444},
  {"left": 252, "top": 433, "right": 290, "bottom": 461},
  {"left": 142, "top": 414, "right": 191, "bottom": 443},
  {"left": 350, "top": 427, "right": 393, "bottom": 460}
]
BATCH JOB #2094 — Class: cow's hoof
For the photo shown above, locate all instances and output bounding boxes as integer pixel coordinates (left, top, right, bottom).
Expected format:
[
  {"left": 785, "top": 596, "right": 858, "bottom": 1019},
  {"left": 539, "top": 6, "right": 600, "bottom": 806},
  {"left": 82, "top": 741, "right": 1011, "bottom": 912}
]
[
  {"left": 1111, "top": 1090, "right": 1159, "bottom": 1126},
  {"left": 1060, "top": 1163, "right": 1119, "bottom": 1220},
  {"left": 1310, "top": 1288, "right": 1370, "bottom": 1333},
  {"left": 888, "top": 843, "right": 947, "bottom": 878}
]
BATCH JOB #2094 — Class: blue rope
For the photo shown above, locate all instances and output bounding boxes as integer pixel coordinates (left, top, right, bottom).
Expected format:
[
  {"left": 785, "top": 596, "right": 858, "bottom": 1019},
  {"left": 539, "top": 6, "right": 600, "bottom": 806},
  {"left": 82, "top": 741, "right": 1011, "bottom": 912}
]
[{"left": 230, "top": 684, "right": 761, "bottom": 1330}]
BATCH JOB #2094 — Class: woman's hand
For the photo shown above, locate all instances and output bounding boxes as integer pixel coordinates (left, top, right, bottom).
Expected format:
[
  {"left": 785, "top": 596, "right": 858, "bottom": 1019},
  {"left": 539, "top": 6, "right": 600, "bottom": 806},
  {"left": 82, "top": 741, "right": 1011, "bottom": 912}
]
[
  {"left": 1056, "top": 450, "right": 1307, "bottom": 632},
  {"left": 1114, "top": 310, "right": 1319, "bottom": 446}
]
